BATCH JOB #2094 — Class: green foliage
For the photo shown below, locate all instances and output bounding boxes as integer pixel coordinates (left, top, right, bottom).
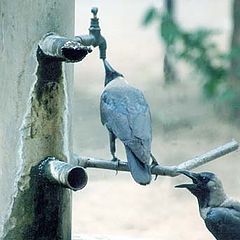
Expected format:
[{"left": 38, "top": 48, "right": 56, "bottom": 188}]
[
  {"left": 160, "top": 12, "right": 180, "bottom": 45},
  {"left": 143, "top": 7, "right": 228, "bottom": 97},
  {"left": 142, "top": 7, "right": 158, "bottom": 26}
]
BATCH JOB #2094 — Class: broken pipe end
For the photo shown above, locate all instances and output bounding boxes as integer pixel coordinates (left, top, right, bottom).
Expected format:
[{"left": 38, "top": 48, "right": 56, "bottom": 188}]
[{"left": 39, "top": 157, "right": 88, "bottom": 191}]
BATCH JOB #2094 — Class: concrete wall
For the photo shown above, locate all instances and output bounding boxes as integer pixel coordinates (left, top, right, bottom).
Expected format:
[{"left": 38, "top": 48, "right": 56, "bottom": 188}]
[{"left": 0, "top": 1, "right": 74, "bottom": 239}]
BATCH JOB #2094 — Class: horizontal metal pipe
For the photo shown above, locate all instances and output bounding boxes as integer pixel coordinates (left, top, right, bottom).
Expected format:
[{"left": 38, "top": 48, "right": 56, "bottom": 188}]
[
  {"left": 40, "top": 157, "right": 88, "bottom": 191},
  {"left": 75, "top": 35, "right": 107, "bottom": 59},
  {"left": 39, "top": 32, "right": 92, "bottom": 62},
  {"left": 75, "top": 35, "right": 95, "bottom": 46},
  {"left": 177, "top": 139, "right": 239, "bottom": 172},
  {"left": 74, "top": 139, "right": 239, "bottom": 177}
]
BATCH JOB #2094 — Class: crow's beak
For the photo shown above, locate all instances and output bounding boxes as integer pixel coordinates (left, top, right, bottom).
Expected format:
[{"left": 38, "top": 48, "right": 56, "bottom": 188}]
[
  {"left": 103, "top": 60, "right": 124, "bottom": 85},
  {"left": 175, "top": 170, "right": 200, "bottom": 189},
  {"left": 103, "top": 60, "right": 123, "bottom": 77}
]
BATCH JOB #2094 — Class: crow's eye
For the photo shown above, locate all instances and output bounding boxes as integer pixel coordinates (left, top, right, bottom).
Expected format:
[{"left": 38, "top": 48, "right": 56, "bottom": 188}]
[{"left": 201, "top": 176, "right": 209, "bottom": 183}]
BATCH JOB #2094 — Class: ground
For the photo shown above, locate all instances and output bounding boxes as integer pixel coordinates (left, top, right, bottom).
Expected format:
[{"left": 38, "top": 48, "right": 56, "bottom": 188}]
[{"left": 72, "top": 1, "right": 239, "bottom": 239}]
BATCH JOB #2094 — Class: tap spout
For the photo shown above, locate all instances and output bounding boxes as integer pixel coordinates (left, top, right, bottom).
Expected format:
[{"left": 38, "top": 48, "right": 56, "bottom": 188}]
[
  {"left": 75, "top": 7, "right": 107, "bottom": 59},
  {"left": 98, "top": 36, "right": 107, "bottom": 60}
]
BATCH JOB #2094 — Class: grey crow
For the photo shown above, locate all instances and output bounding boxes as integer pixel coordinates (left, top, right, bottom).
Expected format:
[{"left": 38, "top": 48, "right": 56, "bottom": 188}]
[
  {"left": 176, "top": 170, "right": 240, "bottom": 240},
  {"left": 100, "top": 60, "right": 156, "bottom": 185}
]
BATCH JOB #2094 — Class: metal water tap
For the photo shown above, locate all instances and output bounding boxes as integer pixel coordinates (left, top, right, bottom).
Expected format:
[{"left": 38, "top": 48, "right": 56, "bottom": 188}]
[{"left": 75, "top": 7, "right": 107, "bottom": 59}]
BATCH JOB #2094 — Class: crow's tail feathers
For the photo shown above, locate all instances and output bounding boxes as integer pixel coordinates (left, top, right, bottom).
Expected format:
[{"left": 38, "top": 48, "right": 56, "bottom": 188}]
[{"left": 125, "top": 146, "right": 152, "bottom": 185}]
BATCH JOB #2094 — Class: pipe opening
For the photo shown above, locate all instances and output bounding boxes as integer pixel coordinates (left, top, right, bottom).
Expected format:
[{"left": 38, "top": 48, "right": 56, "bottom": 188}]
[
  {"left": 67, "top": 167, "right": 88, "bottom": 191},
  {"left": 62, "top": 48, "right": 89, "bottom": 62}
]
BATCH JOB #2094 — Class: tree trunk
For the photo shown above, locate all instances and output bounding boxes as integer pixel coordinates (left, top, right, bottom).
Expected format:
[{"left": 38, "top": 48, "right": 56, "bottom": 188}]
[
  {"left": 164, "top": 0, "right": 177, "bottom": 84},
  {"left": 228, "top": 0, "right": 240, "bottom": 119}
]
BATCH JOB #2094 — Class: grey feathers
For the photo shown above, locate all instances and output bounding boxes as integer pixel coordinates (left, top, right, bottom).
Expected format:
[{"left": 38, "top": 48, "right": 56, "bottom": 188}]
[
  {"left": 176, "top": 170, "right": 240, "bottom": 240},
  {"left": 100, "top": 61, "right": 152, "bottom": 185},
  {"left": 101, "top": 79, "right": 152, "bottom": 160}
]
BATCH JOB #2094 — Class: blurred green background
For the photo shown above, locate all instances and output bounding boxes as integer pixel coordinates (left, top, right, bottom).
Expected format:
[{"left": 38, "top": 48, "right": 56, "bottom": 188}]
[{"left": 72, "top": 1, "right": 240, "bottom": 239}]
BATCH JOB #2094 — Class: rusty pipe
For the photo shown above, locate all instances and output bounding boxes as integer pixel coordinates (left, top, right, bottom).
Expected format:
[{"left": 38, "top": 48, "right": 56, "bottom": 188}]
[
  {"left": 39, "top": 157, "right": 88, "bottom": 191},
  {"left": 39, "top": 32, "right": 92, "bottom": 62}
]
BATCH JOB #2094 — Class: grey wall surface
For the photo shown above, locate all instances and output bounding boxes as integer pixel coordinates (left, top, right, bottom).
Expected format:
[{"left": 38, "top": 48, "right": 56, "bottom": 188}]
[{"left": 0, "top": 1, "right": 74, "bottom": 239}]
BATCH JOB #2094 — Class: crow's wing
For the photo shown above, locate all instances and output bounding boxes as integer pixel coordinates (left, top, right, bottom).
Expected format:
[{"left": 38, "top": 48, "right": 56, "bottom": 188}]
[
  {"left": 205, "top": 207, "right": 240, "bottom": 240},
  {"left": 100, "top": 80, "right": 152, "bottom": 164}
]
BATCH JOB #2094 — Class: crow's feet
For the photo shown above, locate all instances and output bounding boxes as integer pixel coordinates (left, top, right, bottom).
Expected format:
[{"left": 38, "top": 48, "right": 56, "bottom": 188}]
[
  {"left": 150, "top": 153, "right": 159, "bottom": 181},
  {"left": 111, "top": 157, "right": 120, "bottom": 175}
]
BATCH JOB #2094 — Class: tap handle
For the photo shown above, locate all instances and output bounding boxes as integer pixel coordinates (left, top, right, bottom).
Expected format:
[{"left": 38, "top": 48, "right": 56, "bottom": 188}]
[{"left": 91, "top": 7, "right": 98, "bottom": 19}]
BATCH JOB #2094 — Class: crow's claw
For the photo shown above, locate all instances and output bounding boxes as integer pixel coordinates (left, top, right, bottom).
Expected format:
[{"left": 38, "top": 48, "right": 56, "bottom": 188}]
[
  {"left": 111, "top": 157, "right": 120, "bottom": 175},
  {"left": 150, "top": 153, "right": 159, "bottom": 181}
]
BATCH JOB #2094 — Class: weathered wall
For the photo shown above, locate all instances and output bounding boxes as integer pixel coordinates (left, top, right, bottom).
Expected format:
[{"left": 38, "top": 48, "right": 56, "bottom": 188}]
[{"left": 0, "top": 0, "right": 74, "bottom": 239}]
